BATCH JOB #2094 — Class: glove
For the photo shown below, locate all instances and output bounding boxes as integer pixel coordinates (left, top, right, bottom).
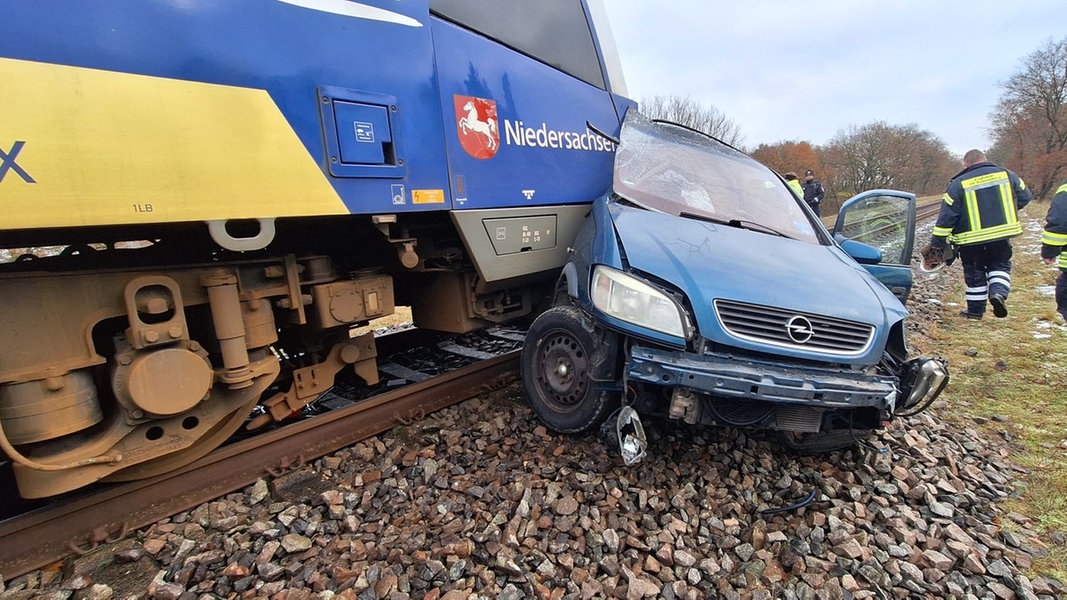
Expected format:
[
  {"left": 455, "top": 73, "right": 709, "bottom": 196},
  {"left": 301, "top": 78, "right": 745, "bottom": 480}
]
[
  {"left": 1042, "top": 243, "right": 1062, "bottom": 261},
  {"left": 920, "top": 243, "right": 944, "bottom": 271},
  {"left": 942, "top": 242, "right": 957, "bottom": 267}
]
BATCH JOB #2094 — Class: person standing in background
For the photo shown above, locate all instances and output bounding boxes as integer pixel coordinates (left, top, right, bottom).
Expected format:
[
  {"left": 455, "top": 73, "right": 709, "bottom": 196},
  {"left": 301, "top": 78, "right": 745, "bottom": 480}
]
[
  {"left": 784, "top": 171, "right": 804, "bottom": 199},
  {"left": 1040, "top": 177, "right": 1067, "bottom": 322},
  {"left": 802, "top": 169, "right": 825, "bottom": 215},
  {"left": 923, "top": 149, "right": 1032, "bottom": 320}
]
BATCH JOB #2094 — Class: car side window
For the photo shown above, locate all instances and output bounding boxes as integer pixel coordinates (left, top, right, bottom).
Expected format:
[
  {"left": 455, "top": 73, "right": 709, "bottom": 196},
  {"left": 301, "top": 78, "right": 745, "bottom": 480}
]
[{"left": 836, "top": 195, "right": 913, "bottom": 265}]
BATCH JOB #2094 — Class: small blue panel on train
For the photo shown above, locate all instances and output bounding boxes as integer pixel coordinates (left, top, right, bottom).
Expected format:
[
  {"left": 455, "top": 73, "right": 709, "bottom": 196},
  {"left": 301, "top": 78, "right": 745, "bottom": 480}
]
[{"left": 334, "top": 101, "right": 392, "bottom": 165}]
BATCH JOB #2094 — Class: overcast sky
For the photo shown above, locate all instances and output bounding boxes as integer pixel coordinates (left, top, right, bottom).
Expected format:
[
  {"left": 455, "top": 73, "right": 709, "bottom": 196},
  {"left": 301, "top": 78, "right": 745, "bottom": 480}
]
[{"left": 599, "top": 0, "right": 1067, "bottom": 156}]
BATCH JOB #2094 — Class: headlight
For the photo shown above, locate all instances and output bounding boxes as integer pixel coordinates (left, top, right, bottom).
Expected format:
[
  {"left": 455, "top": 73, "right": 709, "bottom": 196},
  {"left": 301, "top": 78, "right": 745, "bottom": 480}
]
[{"left": 591, "top": 265, "right": 689, "bottom": 338}]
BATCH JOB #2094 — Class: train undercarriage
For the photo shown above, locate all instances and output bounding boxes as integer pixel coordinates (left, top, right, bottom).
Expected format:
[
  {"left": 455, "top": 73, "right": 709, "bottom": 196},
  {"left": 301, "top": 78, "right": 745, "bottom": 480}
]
[{"left": 0, "top": 216, "right": 545, "bottom": 498}]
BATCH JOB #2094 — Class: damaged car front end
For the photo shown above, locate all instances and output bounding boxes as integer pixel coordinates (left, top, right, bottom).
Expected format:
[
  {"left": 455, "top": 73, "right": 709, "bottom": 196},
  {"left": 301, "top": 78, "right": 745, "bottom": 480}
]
[{"left": 520, "top": 110, "right": 948, "bottom": 460}]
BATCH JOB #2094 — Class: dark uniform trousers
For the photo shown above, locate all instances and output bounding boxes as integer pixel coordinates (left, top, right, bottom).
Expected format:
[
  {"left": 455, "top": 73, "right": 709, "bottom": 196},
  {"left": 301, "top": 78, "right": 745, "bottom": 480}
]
[
  {"left": 1041, "top": 180, "right": 1067, "bottom": 321},
  {"left": 958, "top": 239, "right": 1012, "bottom": 317},
  {"left": 1057, "top": 272, "right": 1067, "bottom": 322}
]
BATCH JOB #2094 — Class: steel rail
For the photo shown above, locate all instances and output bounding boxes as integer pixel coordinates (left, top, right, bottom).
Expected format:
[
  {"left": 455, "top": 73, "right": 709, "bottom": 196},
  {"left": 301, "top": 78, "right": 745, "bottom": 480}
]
[
  {"left": 0, "top": 351, "right": 519, "bottom": 580},
  {"left": 820, "top": 195, "right": 941, "bottom": 229},
  {"left": 916, "top": 199, "right": 941, "bottom": 221}
]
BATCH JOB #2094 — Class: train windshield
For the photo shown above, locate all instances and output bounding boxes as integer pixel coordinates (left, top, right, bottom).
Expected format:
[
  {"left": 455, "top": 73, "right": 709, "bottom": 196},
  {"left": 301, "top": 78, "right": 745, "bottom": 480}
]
[{"left": 612, "top": 111, "right": 821, "bottom": 244}]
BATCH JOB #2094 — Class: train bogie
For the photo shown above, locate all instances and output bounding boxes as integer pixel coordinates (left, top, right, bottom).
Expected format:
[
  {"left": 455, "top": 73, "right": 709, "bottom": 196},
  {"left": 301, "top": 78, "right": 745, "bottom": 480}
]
[{"left": 0, "top": 249, "right": 401, "bottom": 497}]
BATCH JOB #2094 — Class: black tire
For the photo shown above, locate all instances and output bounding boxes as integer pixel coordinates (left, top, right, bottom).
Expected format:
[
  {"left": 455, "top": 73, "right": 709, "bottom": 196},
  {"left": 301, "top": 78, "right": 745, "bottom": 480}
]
[{"left": 521, "top": 305, "right": 620, "bottom": 433}]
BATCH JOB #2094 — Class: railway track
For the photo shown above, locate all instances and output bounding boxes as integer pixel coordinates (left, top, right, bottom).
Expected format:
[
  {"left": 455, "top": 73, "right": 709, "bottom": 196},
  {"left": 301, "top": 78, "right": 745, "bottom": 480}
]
[
  {"left": 821, "top": 194, "right": 940, "bottom": 229},
  {"left": 0, "top": 329, "right": 521, "bottom": 580},
  {"left": 916, "top": 195, "right": 941, "bottom": 221}
]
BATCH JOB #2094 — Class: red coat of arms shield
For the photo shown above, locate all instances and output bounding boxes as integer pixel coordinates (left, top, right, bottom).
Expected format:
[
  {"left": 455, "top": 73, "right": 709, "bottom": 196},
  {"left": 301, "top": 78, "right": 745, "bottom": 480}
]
[{"left": 454, "top": 95, "right": 499, "bottom": 160}]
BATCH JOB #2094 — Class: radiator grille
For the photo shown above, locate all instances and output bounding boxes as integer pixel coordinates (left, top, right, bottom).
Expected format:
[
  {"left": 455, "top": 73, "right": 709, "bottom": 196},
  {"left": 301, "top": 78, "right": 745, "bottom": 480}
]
[{"left": 713, "top": 299, "right": 875, "bottom": 356}]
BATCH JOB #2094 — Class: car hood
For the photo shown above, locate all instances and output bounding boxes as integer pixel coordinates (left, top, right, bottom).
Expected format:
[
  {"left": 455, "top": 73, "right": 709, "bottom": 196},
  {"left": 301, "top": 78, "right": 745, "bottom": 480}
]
[{"left": 610, "top": 204, "right": 906, "bottom": 356}]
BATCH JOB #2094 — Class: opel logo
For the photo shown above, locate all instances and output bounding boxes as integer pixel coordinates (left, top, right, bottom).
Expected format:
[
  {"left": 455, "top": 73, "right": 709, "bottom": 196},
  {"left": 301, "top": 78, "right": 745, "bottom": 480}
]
[{"left": 786, "top": 316, "right": 814, "bottom": 343}]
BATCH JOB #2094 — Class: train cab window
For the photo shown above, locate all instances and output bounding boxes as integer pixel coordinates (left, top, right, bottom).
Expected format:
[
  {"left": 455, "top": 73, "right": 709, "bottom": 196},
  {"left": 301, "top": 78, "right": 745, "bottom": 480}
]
[{"left": 429, "top": 0, "right": 606, "bottom": 89}]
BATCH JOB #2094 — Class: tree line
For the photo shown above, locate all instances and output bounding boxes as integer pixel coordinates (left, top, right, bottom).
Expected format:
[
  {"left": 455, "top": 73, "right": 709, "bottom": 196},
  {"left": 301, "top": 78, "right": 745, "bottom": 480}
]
[{"left": 641, "top": 36, "right": 1067, "bottom": 211}]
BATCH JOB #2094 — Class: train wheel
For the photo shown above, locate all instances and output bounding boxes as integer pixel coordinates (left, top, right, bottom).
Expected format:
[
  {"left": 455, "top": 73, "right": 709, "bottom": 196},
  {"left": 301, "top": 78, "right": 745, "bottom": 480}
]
[
  {"left": 101, "top": 398, "right": 259, "bottom": 482},
  {"left": 521, "top": 305, "right": 619, "bottom": 433}
]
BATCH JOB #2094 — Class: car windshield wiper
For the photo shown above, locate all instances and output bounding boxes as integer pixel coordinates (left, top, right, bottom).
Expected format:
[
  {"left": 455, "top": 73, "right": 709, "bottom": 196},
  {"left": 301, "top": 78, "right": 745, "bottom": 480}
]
[
  {"left": 679, "top": 212, "right": 791, "bottom": 239},
  {"left": 727, "top": 219, "right": 791, "bottom": 238},
  {"left": 679, "top": 211, "right": 730, "bottom": 225}
]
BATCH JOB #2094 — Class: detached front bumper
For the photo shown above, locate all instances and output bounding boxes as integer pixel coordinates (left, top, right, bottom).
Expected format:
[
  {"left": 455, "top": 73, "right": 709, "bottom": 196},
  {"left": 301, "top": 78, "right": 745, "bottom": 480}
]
[{"left": 627, "top": 345, "right": 900, "bottom": 411}]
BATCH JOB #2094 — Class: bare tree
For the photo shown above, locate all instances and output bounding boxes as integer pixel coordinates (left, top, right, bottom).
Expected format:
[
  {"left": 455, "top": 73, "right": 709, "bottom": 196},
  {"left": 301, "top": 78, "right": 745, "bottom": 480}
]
[
  {"left": 639, "top": 95, "right": 744, "bottom": 148},
  {"left": 989, "top": 36, "right": 1067, "bottom": 200},
  {"left": 822, "top": 122, "right": 956, "bottom": 197}
]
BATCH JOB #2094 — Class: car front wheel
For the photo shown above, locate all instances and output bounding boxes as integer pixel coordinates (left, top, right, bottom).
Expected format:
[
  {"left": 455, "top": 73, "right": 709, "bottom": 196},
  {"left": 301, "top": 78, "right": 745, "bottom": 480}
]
[{"left": 521, "top": 305, "right": 620, "bottom": 433}]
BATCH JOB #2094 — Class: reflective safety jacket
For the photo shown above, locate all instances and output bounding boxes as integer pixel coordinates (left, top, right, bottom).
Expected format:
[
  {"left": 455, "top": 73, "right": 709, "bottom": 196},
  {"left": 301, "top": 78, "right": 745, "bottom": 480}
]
[
  {"left": 786, "top": 178, "right": 804, "bottom": 199},
  {"left": 931, "top": 161, "right": 1032, "bottom": 246},
  {"left": 1042, "top": 179, "right": 1067, "bottom": 269}
]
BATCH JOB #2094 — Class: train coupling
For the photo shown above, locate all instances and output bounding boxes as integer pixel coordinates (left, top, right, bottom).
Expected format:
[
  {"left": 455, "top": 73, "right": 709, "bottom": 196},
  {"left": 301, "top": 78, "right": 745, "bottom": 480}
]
[{"left": 601, "top": 406, "right": 647, "bottom": 465}]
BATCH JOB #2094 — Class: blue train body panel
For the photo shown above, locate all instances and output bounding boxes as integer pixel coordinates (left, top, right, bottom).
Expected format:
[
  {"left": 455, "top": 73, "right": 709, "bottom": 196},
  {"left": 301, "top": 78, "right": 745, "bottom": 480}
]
[
  {"left": 1, "top": 0, "right": 447, "bottom": 218},
  {"left": 431, "top": 18, "right": 621, "bottom": 209},
  {"left": 0, "top": 0, "right": 626, "bottom": 226}
]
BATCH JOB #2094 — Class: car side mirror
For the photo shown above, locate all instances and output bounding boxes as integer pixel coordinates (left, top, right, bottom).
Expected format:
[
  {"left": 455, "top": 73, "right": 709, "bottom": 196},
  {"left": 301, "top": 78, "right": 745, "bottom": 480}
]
[{"left": 839, "top": 238, "right": 882, "bottom": 265}]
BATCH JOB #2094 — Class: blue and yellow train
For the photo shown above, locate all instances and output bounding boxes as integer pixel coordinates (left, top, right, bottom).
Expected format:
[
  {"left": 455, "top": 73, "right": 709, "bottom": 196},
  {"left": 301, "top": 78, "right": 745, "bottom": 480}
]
[{"left": 0, "top": 0, "right": 633, "bottom": 498}]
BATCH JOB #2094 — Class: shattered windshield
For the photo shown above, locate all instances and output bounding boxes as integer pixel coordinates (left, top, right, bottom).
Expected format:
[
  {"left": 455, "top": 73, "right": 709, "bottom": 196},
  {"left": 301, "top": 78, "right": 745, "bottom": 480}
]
[{"left": 613, "top": 111, "right": 821, "bottom": 244}]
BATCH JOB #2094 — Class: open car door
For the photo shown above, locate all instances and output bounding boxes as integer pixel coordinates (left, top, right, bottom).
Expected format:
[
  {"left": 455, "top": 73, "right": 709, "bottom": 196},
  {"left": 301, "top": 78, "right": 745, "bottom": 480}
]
[{"left": 832, "top": 190, "right": 917, "bottom": 303}]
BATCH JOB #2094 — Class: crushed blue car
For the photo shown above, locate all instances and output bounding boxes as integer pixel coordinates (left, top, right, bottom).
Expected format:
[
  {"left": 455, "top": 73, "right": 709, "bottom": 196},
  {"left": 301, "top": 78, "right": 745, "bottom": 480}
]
[{"left": 520, "top": 110, "right": 948, "bottom": 461}]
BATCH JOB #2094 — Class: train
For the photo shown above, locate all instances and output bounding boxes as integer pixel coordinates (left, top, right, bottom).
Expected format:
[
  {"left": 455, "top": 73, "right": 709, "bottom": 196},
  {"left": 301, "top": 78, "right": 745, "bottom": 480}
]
[{"left": 0, "top": 0, "right": 633, "bottom": 499}]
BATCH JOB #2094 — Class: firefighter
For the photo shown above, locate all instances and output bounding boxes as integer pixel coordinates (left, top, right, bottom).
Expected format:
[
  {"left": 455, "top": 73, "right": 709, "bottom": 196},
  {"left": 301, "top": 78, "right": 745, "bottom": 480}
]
[
  {"left": 1041, "top": 177, "right": 1067, "bottom": 322},
  {"left": 923, "top": 149, "right": 1032, "bottom": 319}
]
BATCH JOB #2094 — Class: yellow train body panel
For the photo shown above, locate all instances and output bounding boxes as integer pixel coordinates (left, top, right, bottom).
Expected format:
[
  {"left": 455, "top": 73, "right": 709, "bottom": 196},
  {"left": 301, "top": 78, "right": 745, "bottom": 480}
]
[{"left": 1, "top": 57, "right": 347, "bottom": 230}]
